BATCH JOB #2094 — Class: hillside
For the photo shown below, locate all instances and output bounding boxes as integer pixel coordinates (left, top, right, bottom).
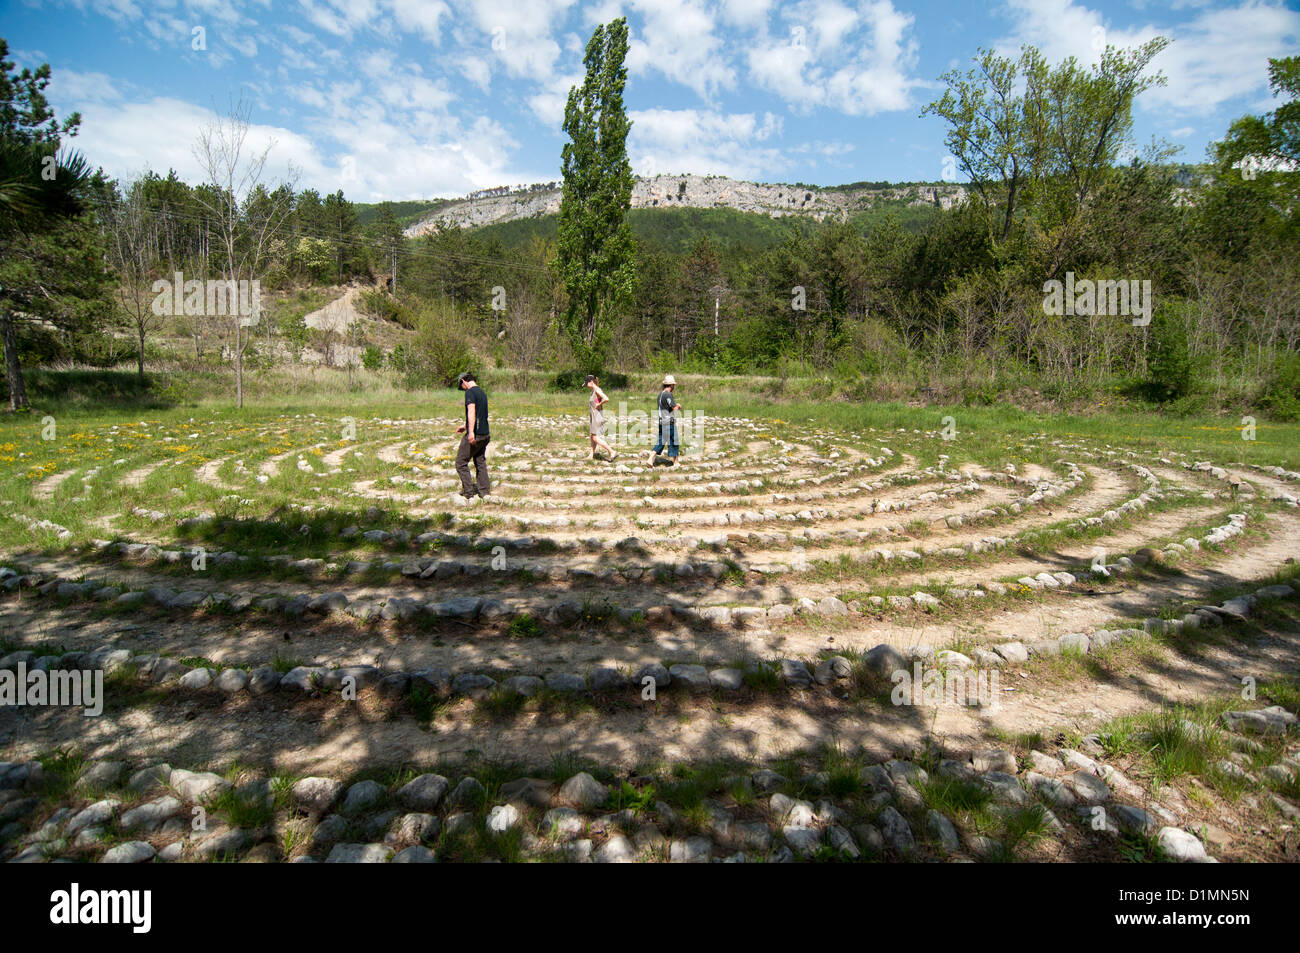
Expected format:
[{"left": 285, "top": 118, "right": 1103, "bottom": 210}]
[
  {"left": 403, "top": 174, "right": 966, "bottom": 236},
  {"left": 354, "top": 198, "right": 456, "bottom": 228},
  {"left": 469, "top": 201, "right": 943, "bottom": 253}
]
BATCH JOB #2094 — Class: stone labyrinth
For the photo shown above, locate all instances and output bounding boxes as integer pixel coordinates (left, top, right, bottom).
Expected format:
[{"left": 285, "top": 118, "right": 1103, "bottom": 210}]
[{"left": 2, "top": 411, "right": 1299, "bottom": 862}]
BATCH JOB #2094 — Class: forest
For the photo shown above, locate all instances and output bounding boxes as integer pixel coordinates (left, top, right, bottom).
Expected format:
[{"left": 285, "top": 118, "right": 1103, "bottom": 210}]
[{"left": 2, "top": 39, "right": 1296, "bottom": 418}]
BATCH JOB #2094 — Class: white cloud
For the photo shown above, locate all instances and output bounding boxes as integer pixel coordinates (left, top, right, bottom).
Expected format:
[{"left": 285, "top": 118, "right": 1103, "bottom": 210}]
[
  {"left": 454, "top": 0, "right": 576, "bottom": 83},
  {"left": 625, "top": 0, "right": 736, "bottom": 98},
  {"left": 801, "top": 0, "right": 860, "bottom": 54},
  {"left": 286, "top": 83, "right": 329, "bottom": 110},
  {"left": 528, "top": 71, "right": 584, "bottom": 126},
  {"left": 629, "top": 107, "right": 784, "bottom": 179},
  {"left": 458, "top": 55, "right": 493, "bottom": 91},
  {"left": 69, "top": 92, "right": 538, "bottom": 200},
  {"left": 296, "top": 0, "right": 381, "bottom": 40},
  {"left": 747, "top": 0, "right": 922, "bottom": 114},
  {"left": 61, "top": 96, "right": 320, "bottom": 187},
  {"left": 390, "top": 0, "right": 451, "bottom": 43},
  {"left": 824, "top": 0, "right": 920, "bottom": 113},
  {"left": 996, "top": 0, "right": 1300, "bottom": 113},
  {"left": 718, "top": 0, "right": 774, "bottom": 28},
  {"left": 48, "top": 69, "right": 123, "bottom": 104}
]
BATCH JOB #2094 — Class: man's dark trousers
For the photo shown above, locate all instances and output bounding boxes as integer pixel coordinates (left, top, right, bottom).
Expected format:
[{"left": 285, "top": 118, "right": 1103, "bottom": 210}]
[{"left": 456, "top": 435, "right": 491, "bottom": 496}]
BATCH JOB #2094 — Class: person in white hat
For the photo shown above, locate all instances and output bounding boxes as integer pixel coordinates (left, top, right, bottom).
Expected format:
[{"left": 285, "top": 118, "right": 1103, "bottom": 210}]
[{"left": 647, "top": 374, "right": 681, "bottom": 465}]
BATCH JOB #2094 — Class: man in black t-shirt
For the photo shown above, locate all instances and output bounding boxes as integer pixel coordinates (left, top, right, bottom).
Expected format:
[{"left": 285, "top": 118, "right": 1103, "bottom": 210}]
[{"left": 454, "top": 372, "right": 491, "bottom": 498}]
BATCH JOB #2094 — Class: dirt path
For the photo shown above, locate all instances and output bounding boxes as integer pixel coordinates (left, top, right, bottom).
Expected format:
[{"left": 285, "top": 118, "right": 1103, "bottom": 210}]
[
  {"left": 32, "top": 468, "right": 76, "bottom": 500},
  {"left": 3, "top": 582, "right": 1294, "bottom": 777},
  {"left": 5, "top": 415, "right": 1297, "bottom": 786},
  {"left": 303, "top": 287, "right": 365, "bottom": 335},
  {"left": 4, "top": 509, "right": 1295, "bottom": 708}
]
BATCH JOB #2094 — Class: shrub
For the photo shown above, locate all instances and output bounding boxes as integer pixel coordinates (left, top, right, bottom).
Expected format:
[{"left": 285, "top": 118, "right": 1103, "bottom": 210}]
[
  {"left": 1141, "top": 306, "right": 1204, "bottom": 404},
  {"left": 278, "top": 312, "right": 310, "bottom": 356},
  {"left": 1257, "top": 352, "right": 1300, "bottom": 421},
  {"left": 392, "top": 310, "right": 475, "bottom": 389},
  {"left": 361, "top": 345, "right": 384, "bottom": 371},
  {"left": 359, "top": 289, "right": 417, "bottom": 329},
  {"left": 548, "top": 369, "right": 629, "bottom": 391}
]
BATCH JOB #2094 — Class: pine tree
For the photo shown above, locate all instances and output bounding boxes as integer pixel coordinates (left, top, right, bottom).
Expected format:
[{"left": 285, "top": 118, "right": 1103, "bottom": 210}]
[
  {"left": 0, "top": 38, "right": 106, "bottom": 411},
  {"left": 322, "top": 189, "right": 358, "bottom": 281}
]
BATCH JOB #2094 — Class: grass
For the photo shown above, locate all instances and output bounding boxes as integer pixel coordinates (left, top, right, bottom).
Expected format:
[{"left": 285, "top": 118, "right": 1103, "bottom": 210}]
[
  {"left": 918, "top": 775, "right": 993, "bottom": 815},
  {"left": 270, "top": 652, "right": 307, "bottom": 674},
  {"left": 656, "top": 761, "right": 738, "bottom": 813},
  {"left": 742, "top": 660, "right": 781, "bottom": 692},
  {"left": 820, "top": 743, "right": 865, "bottom": 799},
  {"left": 36, "top": 747, "right": 86, "bottom": 801},
  {"left": 208, "top": 786, "right": 277, "bottom": 829},
  {"left": 603, "top": 780, "right": 657, "bottom": 815},
  {"left": 1079, "top": 675, "right": 1300, "bottom": 806},
  {"left": 506, "top": 612, "right": 544, "bottom": 639},
  {"left": 4, "top": 370, "right": 1298, "bottom": 559}
]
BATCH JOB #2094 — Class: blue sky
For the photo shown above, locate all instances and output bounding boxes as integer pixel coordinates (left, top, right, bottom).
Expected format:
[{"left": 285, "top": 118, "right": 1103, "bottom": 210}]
[{"left": 3, "top": 0, "right": 1297, "bottom": 202}]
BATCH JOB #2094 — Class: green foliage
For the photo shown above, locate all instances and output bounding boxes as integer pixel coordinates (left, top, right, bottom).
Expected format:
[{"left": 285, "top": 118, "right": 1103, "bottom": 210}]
[
  {"left": 1142, "top": 305, "right": 1204, "bottom": 404},
  {"left": 1205, "top": 56, "right": 1300, "bottom": 255},
  {"left": 390, "top": 310, "right": 475, "bottom": 390},
  {"left": 359, "top": 289, "right": 416, "bottom": 328},
  {"left": 0, "top": 40, "right": 111, "bottom": 411},
  {"left": 1257, "top": 353, "right": 1300, "bottom": 421},
  {"left": 556, "top": 17, "right": 635, "bottom": 372},
  {"left": 548, "top": 369, "right": 628, "bottom": 391},
  {"left": 293, "top": 236, "right": 334, "bottom": 283},
  {"left": 352, "top": 198, "right": 452, "bottom": 228},
  {"left": 923, "top": 39, "right": 1169, "bottom": 241},
  {"left": 278, "top": 311, "right": 310, "bottom": 356},
  {"left": 506, "top": 612, "right": 544, "bottom": 639},
  {"left": 361, "top": 345, "right": 384, "bottom": 371}
]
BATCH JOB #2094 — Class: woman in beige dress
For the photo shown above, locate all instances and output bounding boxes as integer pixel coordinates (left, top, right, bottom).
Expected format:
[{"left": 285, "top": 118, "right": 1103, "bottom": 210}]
[{"left": 585, "top": 374, "right": 617, "bottom": 461}]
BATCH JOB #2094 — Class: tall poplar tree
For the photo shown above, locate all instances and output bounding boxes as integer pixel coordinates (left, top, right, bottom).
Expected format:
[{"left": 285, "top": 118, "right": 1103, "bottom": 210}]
[{"left": 556, "top": 17, "right": 634, "bottom": 372}]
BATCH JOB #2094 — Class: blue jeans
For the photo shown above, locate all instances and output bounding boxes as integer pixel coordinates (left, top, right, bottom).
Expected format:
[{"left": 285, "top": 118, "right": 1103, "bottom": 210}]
[{"left": 654, "top": 418, "right": 679, "bottom": 457}]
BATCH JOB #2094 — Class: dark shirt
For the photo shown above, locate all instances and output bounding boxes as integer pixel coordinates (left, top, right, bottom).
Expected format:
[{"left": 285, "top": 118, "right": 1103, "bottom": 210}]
[
  {"left": 658, "top": 388, "right": 677, "bottom": 419},
  {"left": 464, "top": 385, "right": 489, "bottom": 437}
]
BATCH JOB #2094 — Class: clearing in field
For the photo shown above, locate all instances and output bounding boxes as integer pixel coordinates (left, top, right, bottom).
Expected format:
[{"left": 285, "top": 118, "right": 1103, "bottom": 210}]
[{"left": 2, "top": 387, "right": 1298, "bottom": 864}]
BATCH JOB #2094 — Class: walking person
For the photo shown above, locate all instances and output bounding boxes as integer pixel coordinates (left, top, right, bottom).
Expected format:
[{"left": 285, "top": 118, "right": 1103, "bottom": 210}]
[
  {"left": 646, "top": 374, "right": 681, "bottom": 466},
  {"left": 585, "top": 374, "right": 617, "bottom": 461},
  {"left": 454, "top": 371, "right": 491, "bottom": 499}
]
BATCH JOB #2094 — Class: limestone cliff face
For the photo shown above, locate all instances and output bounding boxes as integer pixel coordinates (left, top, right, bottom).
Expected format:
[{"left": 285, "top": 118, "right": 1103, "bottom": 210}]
[{"left": 404, "top": 174, "right": 967, "bottom": 236}]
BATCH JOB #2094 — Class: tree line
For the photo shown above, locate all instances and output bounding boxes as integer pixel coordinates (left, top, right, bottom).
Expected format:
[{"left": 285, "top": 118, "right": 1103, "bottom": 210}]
[{"left": 1, "top": 30, "right": 1296, "bottom": 418}]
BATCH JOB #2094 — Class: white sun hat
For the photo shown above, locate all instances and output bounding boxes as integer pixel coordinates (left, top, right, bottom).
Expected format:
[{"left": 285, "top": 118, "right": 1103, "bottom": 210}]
[{"left": 662, "top": 374, "right": 676, "bottom": 386}]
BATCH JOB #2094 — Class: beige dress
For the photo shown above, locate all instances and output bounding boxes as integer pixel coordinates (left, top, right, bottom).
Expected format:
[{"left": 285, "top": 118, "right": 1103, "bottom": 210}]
[{"left": 589, "top": 392, "right": 605, "bottom": 436}]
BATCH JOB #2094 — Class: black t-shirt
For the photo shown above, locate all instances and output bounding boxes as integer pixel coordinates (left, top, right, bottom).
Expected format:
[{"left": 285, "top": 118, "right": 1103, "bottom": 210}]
[{"left": 464, "top": 385, "right": 489, "bottom": 437}]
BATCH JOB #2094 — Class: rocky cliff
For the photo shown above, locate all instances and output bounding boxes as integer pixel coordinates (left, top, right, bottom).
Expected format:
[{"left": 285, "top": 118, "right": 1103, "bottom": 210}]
[{"left": 404, "top": 174, "right": 966, "bottom": 236}]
